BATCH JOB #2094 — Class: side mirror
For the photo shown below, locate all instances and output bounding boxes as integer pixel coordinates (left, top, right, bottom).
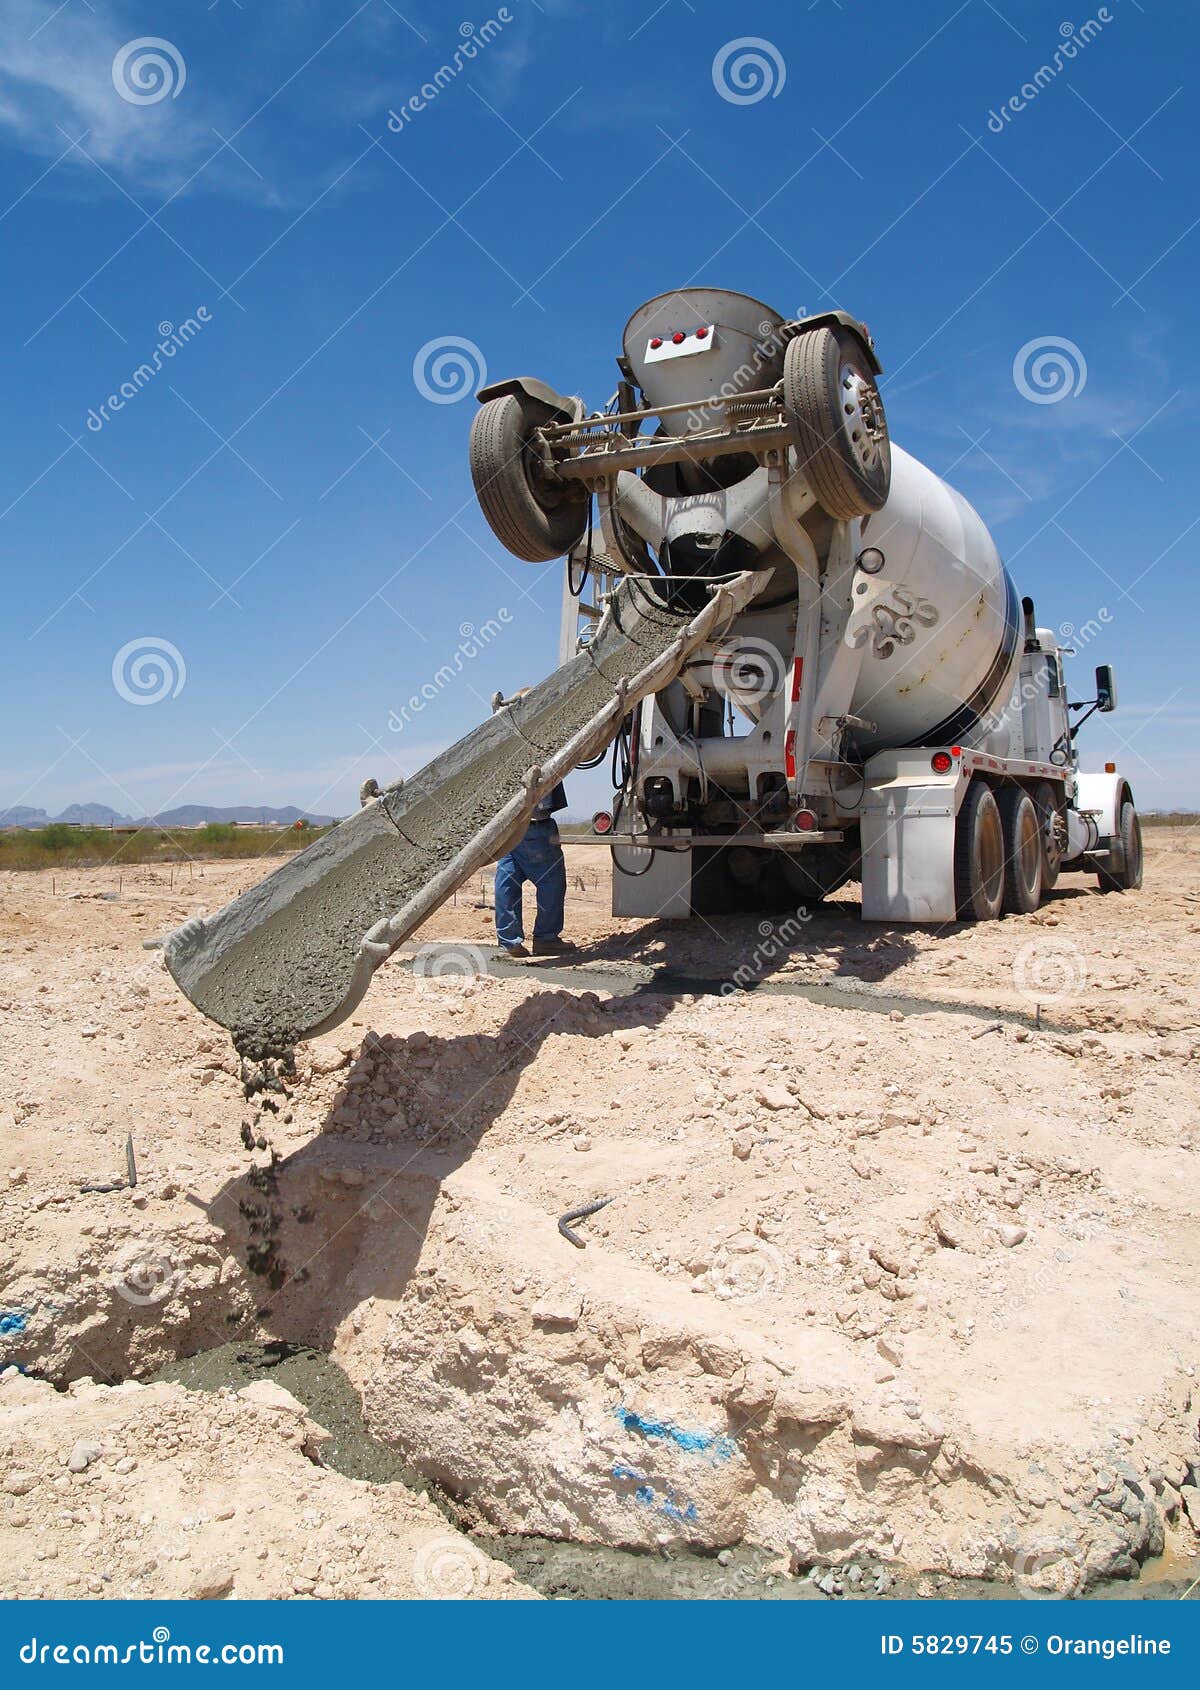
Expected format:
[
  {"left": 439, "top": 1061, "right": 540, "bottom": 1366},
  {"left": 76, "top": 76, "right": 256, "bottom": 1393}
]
[{"left": 1095, "top": 664, "right": 1117, "bottom": 713}]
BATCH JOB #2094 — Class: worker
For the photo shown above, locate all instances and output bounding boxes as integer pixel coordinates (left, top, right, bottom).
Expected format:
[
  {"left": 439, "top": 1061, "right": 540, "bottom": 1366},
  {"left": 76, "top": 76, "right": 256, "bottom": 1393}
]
[
  {"left": 494, "top": 779, "right": 576, "bottom": 958},
  {"left": 492, "top": 688, "right": 576, "bottom": 959}
]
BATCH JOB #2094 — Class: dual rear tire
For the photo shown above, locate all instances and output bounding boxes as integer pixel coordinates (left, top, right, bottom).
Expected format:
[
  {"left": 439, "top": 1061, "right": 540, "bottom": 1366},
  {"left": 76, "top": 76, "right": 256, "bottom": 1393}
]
[{"left": 953, "top": 779, "right": 1044, "bottom": 921}]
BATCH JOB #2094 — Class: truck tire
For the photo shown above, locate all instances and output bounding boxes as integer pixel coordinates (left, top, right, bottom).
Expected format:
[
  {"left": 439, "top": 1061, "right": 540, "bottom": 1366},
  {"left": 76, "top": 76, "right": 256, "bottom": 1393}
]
[
  {"left": 1097, "top": 797, "right": 1143, "bottom": 893},
  {"left": 1032, "top": 779, "right": 1065, "bottom": 891},
  {"left": 953, "top": 780, "right": 1005, "bottom": 921},
  {"left": 782, "top": 326, "right": 891, "bottom": 520},
  {"left": 998, "top": 786, "right": 1043, "bottom": 915},
  {"left": 469, "top": 394, "right": 588, "bottom": 562}
]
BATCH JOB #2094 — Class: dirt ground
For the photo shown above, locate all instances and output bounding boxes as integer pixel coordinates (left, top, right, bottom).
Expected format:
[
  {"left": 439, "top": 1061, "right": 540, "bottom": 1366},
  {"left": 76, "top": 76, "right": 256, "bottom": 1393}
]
[{"left": 1, "top": 833, "right": 1198, "bottom": 1599}]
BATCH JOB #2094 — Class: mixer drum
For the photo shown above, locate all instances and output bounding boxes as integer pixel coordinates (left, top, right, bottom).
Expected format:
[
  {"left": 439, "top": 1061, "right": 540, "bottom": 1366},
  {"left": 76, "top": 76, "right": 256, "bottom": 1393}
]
[{"left": 844, "top": 445, "right": 1021, "bottom": 755}]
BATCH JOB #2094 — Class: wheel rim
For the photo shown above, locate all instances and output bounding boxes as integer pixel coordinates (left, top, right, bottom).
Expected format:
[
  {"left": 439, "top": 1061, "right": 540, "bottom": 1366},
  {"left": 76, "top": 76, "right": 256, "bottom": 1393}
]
[
  {"left": 838, "top": 363, "right": 887, "bottom": 475},
  {"left": 977, "top": 800, "right": 1004, "bottom": 909},
  {"left": 1018, "top": 803, "right": 1041, "bottom": 896}
]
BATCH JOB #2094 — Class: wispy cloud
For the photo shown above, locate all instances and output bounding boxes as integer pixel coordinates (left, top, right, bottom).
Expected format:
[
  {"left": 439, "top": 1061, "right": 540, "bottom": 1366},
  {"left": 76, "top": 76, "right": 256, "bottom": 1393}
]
[{"left": 0, "top": 1, "right": 223, "bottom": 193}]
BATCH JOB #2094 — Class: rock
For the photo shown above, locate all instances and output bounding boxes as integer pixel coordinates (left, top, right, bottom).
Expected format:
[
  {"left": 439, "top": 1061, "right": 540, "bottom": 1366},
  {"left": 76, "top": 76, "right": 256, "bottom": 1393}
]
[
  {"left": 237, "top": 1381, "right": 308, "bottom": 1417},
  {"left": 933, "top": 1211, "right": 966, "bottom": 1250},
  {"left": 1181, "top": 1486, "right": 1200, "bottom": 1530},
  {"left": 869, "top": 1244, "right": 902, "bottom": 1277},
  {"left": 4, "top": 1470, "right": 38, "bottom": 1496},
  {"left": 531, "top": 1292, "right": 582, "bottom": 1331},
  {"left": 691, "top": 1334, "right": 745, "bottom": 1379},
  {"left": 717, "top": 1548, "right": 733, "bottom": 1567},
  {"left": 852, "top": 1402, "right": 944, "bottom": 1452},
  {"left": 756, "top": 1086, "right": 792, "bottom": 1113},
  {"left": 65, "top": 1440, "right": 102, "bottom": 1473},
  {"left": 999, "top": 1225, "right": 1027, "bottom": 1248},
  {"left": 773, "top": 1388, "right": 849, "bottom": 1429},
  {"left": 572, "top": 1136, "right": 592, "bottom": 1153},
  {"left": 724, "top": 1363, "right": 777, "bottom": 1416},
  {"left": 191, "top": 1564, "right": 235, "bottom": 1599},
  {"left": 732, "top": 1132, "right": 753, "bottom": 1161}
]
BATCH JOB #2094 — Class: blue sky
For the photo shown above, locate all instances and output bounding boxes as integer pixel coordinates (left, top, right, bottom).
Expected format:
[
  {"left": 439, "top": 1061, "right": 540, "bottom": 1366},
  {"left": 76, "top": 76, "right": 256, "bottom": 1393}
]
[{"left": 0, "top": 0, "right": 1195, "bottom": 820}]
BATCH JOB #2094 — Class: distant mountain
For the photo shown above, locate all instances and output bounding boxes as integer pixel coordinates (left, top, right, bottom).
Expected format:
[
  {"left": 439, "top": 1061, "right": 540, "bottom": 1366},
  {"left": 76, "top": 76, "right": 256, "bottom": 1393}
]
[
  {"left": 0, "top": 803, "right": 335, "bottom": 829},
  {"left": 0, "top": 806, "right": 51, "bottom": 828},
  {"left": 149, "top": 805, "right": 334, "bottom": 827},
  {"left": 56, "top": 803, "right": 128, "bottom": 826}
]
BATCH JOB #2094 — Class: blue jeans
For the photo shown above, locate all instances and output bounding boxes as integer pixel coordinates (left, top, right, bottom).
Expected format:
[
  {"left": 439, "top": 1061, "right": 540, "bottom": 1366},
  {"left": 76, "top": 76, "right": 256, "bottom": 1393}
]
[{"left": 495, "top": 821, "right": 566, "bottom": 948}]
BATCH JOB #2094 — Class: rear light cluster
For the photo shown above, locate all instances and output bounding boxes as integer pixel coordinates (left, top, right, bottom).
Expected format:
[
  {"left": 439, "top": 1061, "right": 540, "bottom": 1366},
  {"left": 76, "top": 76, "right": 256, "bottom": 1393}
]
[
  {"left": 930, "top": 747, "right": 962, "bottom": 774},
  {"left": 791, "top": 808, "right": 817, "bottom": 833},
  {"left": 592, "top": 810, "right": 614, "bottom": 835},
  {"left": 648, "top": 327, "right": 710, "bottom": 349}
]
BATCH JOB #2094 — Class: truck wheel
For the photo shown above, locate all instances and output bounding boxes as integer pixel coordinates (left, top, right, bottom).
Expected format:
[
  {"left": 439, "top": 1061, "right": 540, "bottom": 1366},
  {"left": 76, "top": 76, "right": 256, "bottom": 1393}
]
[
  {"left": 782, "top": 326, "right": 891, "bottom": 520},
  {"left": 1032, "top": 779, "right": 1065, "bottom": 890},
  {"left": 953, "top": 780, "right": 1005, "bottom": 921},
  {"left": 469, "top": 394, "right": 588, "bottom": 562},
  {"left": 998, "top": 786, "right": 1043, "bottom": 915},
  {"left": 1097, "top": 798, "right": 1143, "bottom": 893}
]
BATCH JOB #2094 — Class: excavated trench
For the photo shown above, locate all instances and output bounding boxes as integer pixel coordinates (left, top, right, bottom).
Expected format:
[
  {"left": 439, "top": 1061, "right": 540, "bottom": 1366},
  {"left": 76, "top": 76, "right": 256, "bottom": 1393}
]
[
  {"left": 9, "top": 1154, "right": 1197, "bottom": 1604},
  {"left": 138, "top": 1340, "right": 1193, "bottom": 1602},
  {"left": 6, "top": 956, "right": 1196, "bottom": 1601}
]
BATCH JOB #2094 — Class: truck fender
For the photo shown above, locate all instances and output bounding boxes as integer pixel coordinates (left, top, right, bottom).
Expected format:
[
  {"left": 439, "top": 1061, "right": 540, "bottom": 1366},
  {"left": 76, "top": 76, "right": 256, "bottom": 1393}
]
[
  {"left": 1071, "top": 770, "right": 1133, "bottom": 845},
  {"left": 788, "top": 310, "right": 882, "bottom": 374},
  {"left": 474, "top": 375, "right": 581, "bottom": 422}
]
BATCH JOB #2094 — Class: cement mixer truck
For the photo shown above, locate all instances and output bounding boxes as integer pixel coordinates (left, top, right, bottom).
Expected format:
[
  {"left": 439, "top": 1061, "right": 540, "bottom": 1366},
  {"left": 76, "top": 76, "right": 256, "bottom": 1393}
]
[
  {"left": 469, "top": 287, "right": 1140, "bottom": 928},
  {"left": 159, "top": 288, "right": 1141, "bottom": 1052}
]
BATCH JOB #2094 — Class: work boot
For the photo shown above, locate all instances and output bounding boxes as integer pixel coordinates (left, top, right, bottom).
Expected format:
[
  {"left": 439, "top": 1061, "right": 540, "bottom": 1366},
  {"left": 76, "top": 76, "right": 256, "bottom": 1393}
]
[
  {"left": 501, "top": 942, "right": 530, "bottom": 958},
  {"left": 532, "top": 936, "right": 578, "bottom": 956}
]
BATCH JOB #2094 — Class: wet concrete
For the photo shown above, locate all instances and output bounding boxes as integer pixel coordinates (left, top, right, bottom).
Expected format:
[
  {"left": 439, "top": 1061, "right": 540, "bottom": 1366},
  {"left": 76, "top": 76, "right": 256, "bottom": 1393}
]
[
  {"left": 153, "top": 1342, "right": 1199, "bottom": 1603},
  {"left": 397, "top": 943, "right": 1062, "bottom": 1032},
  {"left": 150, "top": 1340, "right": 428, "bottom": 1493}
]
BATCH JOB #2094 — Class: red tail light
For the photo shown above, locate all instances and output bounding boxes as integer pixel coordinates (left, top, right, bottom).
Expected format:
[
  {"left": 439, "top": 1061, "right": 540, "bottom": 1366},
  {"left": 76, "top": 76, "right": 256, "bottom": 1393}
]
[
  {"left": 792, "top": 808, "right": 817, "bottom": 833},
  {"left": 592, "top": 810, "right": 614, "bottom": 835},
  {"left": 930, "top": 751, "right": 953, "bottom": 774}
]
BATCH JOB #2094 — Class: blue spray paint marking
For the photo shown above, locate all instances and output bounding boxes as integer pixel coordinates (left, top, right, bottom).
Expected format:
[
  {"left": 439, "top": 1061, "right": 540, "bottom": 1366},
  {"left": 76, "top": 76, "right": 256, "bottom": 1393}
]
[
  {"left": 623, "top": 1477, "right": 699, "bottom": 1524},
  {"left": 611, "top": 1463, "right": 642, "bottom": 1483},
  {"left": 0, "top": 1311, "right": 30, "bottom": 1338},
  {"left": 613, "top": 1404, "right": 736, "bottom": 1462}
]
